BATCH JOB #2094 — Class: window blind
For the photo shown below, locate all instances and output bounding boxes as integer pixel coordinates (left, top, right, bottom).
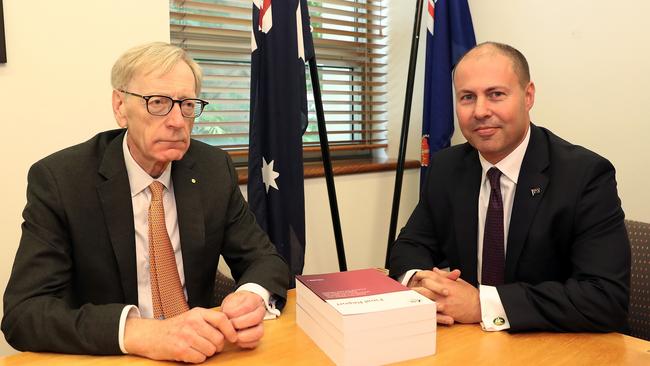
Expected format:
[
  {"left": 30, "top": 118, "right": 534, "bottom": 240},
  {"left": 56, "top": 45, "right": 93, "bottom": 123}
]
[{"left": 170, "top": 0, "right": 387, "bottom": 161}]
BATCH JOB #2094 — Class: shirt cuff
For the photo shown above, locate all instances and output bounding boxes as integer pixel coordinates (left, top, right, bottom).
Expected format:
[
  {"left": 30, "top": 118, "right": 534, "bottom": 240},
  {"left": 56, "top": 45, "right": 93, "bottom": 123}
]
[
  {"left": 236, "top": 283, "right": 281, "bottom": 320},
  {"left": 118, "top": 305, "right": 141, "bottom": 354},
  {"left": 399, "top": 269, "right": 421, "bottom": 286},
  {"left": 479, "top": 285, "right": 510, "bottom": 331}
]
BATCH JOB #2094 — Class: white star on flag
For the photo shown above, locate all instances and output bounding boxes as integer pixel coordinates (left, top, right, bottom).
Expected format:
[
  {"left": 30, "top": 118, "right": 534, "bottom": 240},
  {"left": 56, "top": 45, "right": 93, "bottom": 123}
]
[
  {"left": 296, "top": 1, "right": 305, "bottom": 60},
  {"left": 261, "top": 157, "right": 280, "bottom": 193}
]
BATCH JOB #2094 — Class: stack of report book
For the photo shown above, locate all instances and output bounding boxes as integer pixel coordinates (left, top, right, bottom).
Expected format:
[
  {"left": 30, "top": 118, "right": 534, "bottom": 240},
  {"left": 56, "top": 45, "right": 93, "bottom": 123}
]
[{"left": 296, "top": 268, "right": 436, "bottom": 366}]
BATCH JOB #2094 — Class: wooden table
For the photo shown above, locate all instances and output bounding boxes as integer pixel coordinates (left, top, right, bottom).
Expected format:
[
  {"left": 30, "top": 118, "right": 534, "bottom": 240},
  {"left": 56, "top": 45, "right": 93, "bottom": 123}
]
[{"left": 1, "top": 290, "right": 649, "bottom": 365}]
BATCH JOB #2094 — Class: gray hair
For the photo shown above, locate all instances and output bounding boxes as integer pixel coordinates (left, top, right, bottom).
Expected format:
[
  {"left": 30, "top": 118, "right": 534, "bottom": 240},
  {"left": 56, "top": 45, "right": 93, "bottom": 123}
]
[{"left": 110, "top": 42, "right": 202, "bottom": 94}]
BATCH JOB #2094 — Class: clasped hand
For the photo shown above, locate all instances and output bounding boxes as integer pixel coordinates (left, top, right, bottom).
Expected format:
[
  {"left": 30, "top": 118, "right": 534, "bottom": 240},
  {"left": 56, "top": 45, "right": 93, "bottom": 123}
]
[
  {"left": 124, "top": 290, "right": 266, "bottom": 363},
  {"left": 408, "top": 268, "right": 481, "bottom": 325}
]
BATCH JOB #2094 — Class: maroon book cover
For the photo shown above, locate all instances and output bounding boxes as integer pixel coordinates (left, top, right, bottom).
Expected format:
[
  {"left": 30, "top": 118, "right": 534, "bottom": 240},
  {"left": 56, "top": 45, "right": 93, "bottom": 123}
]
[{"left": 296, "top": 268, "right": 408, "bottom": 301}]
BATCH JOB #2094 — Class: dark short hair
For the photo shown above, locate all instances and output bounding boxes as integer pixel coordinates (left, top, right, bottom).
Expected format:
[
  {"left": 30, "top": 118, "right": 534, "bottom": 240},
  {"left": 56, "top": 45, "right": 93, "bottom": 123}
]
[{"left": 455, "top": 41, "right": 531, "bottom": 88}]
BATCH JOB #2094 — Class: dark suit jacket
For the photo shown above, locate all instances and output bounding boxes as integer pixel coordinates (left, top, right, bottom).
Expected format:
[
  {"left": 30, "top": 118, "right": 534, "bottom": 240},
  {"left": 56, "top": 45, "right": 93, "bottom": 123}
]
[
  {"left": 2, "top": 129, "right": 290, "bottom": 354},
  {"left": 389, "top": 124, "right": 630, "bottom": 332}
]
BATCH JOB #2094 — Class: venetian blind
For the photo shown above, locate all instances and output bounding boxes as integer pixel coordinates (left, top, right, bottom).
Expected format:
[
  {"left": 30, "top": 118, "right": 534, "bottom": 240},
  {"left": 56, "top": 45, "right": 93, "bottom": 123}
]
[{"left": 170, "top": 0, "right": 387, "bottom": 161}]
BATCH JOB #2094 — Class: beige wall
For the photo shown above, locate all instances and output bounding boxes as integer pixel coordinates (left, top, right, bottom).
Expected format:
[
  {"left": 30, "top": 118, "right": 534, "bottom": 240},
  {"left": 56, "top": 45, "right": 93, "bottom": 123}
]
[{"left": 1, "top": 0, "right": 648, "bottom": 356}]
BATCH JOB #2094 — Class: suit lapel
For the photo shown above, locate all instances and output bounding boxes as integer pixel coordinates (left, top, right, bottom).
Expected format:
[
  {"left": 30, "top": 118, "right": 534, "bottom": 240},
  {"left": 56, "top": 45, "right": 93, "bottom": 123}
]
[
  {"left": 171, "top": 149, "right": 206, "bottom": 308},
  {"left": 452, "top": 147, "right": 482, "bottom": 286},
  {"left": 505, "top": 125, "right": 550, "bottom": 282},
  {"left": 97, "top": 131, "right": 139, "bottom": 305}
]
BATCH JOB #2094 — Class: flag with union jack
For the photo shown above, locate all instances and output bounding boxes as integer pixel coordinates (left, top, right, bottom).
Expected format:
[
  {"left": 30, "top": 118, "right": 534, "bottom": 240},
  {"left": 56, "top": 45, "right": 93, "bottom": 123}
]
[
  {"left": 248, "top": 0, "right": 313, "bottom": 282},
  {"left": 421, "top": 0, "right": 475, "bottom": 182}
]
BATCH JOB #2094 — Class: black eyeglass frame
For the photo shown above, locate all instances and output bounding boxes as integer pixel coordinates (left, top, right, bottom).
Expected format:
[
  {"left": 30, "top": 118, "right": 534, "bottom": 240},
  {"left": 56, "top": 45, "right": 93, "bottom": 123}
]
[{"left": 119, "top": 89, "right": 209, "bottom": 118}]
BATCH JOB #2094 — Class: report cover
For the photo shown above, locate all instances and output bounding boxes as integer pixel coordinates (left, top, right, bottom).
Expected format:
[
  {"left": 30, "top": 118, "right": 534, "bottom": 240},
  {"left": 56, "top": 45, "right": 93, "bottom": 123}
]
[{"left": 296, "top": 268, "right": 432, "bottom": 316}]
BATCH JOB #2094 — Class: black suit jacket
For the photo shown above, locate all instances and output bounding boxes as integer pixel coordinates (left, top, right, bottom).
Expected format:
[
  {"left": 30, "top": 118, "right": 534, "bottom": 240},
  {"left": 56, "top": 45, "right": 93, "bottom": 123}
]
[
  {"left": 389, "top": 124, "right": 630, "bottom": 332},
  {"left": 2, "top": 129, "right": 290, "bottom": 354}
]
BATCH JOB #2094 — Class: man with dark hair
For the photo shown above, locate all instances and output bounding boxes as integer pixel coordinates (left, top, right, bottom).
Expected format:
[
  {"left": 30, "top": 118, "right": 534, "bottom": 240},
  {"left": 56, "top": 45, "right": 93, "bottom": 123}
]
[
  {"left": 2, "top": 42, "right": 290, "bottom": 363},
  {"left": 389, "top": 42, "right": 630, "bottom": 332}
]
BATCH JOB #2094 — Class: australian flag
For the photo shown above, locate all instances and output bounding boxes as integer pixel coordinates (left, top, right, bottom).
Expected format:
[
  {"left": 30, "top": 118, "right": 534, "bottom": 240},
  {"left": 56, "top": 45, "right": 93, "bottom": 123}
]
[
  {"left": 248, "top": 0, "right": 313, "bottom": 283},
  {"left": 421, "top": 0, "right": 475, "bottom": 182}
]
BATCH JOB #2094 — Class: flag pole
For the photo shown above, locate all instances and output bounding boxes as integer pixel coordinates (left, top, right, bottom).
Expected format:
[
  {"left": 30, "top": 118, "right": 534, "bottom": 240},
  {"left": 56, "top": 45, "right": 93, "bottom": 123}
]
[
  {"left": 385, "top": 0, "right": 425, "bottom": 268},
  {"left": 308, "top": 57, "right": 348, "bottom": 272}
]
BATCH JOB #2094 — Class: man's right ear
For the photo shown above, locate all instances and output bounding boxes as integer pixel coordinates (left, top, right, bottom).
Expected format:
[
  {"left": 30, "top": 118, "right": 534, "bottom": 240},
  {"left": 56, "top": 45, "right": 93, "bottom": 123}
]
[{"left": 112, "top": 90, "right": 128, "bottom": 128}]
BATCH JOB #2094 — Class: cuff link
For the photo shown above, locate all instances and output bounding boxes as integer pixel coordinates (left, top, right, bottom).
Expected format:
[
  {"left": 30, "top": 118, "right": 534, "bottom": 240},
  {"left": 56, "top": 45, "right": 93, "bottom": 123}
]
[{"left": 493, "top": 317, "right": 506, "bottom": 326}]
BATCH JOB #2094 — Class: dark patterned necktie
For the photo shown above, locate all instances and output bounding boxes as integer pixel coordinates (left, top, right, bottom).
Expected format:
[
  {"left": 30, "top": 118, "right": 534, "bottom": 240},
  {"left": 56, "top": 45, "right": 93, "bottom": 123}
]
[{"left": 482, "top": 167, "right": 505, "bottom": 286}]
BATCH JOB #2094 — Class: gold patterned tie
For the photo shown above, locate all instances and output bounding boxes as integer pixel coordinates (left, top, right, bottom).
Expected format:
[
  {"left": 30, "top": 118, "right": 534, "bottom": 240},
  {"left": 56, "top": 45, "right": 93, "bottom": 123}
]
[{"left": 148, "top": 181, "right": 189, "bottom": 319}]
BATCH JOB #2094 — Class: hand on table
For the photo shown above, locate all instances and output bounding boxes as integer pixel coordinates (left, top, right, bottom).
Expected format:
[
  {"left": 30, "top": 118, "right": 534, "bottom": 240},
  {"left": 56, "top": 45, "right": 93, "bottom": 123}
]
[
  {"left": 408, "top": 268, "right": 481, "bottom": 325},
  {"left": 123, "top": 291, "right": 267, "bottom": 362},
  {"left": 221, "top": 290, "right": 267, "bottom": 349},
  {"left": 124, "top": 307, "right": 237, "bottom": 363}
]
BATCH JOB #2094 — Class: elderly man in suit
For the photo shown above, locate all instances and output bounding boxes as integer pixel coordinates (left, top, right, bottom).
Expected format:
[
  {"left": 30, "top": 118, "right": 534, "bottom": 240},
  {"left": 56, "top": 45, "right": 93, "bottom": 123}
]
[
  {"left": 389, "top": 42, "right": 630, "bottom": 333},
  {"left": 2, "top": 42, "right": 290, "bottom": 363}
]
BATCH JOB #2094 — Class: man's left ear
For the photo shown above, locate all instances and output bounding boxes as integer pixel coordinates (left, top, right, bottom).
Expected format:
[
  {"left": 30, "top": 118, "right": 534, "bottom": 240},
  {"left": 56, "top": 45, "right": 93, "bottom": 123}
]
[{"left": 525, "top": 82, "right": 536, "bottom": 111}]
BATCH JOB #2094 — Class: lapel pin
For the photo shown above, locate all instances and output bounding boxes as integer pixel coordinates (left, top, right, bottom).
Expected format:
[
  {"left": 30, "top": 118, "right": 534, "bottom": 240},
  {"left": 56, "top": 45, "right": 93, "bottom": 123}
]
[
  {"left": 530, "top": 187, "right": 541, "bottom": 197},
  {"left": 191, "top": 178, "right": 197, "bottom": 184}
]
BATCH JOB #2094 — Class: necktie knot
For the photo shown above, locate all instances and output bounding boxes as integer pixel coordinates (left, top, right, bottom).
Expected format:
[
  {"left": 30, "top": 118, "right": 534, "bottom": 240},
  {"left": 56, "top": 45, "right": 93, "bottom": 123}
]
[
  {"left": 149, "top": 181, "right": 164, "bottom": 202},
  {"left": 487, "top": 167, "right": 502, "bottom": 190}
]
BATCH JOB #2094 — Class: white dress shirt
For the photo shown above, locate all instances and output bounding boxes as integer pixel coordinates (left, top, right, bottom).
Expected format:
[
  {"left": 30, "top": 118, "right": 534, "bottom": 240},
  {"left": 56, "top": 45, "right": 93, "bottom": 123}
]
[
  {"left": 117, "top": 132, "right": 279, "bottom": 353},
  {"left": 401, "top": 125, "right": 531, "bottom": 332}
]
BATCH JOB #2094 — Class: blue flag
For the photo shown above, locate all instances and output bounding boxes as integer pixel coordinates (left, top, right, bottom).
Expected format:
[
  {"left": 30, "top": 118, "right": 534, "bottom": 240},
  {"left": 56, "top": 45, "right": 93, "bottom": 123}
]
[
  {"left": 248, "top": 0, "right": 313, "bottom": 282},
  {"left": 421, "top": 0, "right": 475, "bottom": 181}
]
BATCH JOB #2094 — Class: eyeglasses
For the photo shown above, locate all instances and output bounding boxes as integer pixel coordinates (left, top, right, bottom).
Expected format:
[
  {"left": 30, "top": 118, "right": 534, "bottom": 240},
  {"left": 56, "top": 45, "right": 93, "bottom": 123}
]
[{"left": 119, "top": 90, "right": 209, "bottom": 118}]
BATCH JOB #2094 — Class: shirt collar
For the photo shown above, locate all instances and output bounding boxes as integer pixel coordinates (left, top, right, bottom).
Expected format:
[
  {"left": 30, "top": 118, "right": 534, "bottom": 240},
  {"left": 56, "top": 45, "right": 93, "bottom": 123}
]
[
  {"left": 478, "top": 124, "right": 531, "bottom": 185},
  {"left": 122, "top": 130, "right": 172, "bottom": 197}
]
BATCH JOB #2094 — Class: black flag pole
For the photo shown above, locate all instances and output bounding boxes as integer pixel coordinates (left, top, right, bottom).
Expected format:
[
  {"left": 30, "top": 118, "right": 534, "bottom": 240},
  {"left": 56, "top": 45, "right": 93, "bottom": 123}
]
[
  {"left": 385, "top": 0, "right": 425, "bottom": 268},
  {"left": 308, "top": 57, "right": 348, "bottom": 272}
]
